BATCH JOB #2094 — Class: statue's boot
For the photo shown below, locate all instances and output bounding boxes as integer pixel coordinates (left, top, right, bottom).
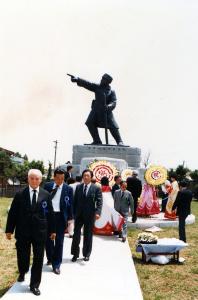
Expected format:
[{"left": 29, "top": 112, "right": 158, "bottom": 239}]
[
  {"left": 109, "top": 128, "right": 124, "bottom": 145},
  {"left": 87, "top": 124, "right": 102, "bottom": 144}
]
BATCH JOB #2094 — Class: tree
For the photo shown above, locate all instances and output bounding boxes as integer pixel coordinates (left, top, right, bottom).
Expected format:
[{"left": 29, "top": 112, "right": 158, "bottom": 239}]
[
  {"left": 168, "top": 165, "right": 190, "bottom": 182},
  {"left": 175, "top": 165, "right": 190, "bottom": 181},
  {"left": 0, "top": 151, "right": 13, "bottom": 177},
  {"left": 142, "top": 151, "right": 151, "bottom": 168},
  {"left": 23, "top": 154, "right": 28, "bottom": 161},
  {"left": 190, "top": 169, "right": 198, "bottom": 183},
  {"left": 47, "top": 162, "right": 52, "bottom": 181},
  {"left": 0, "top": 151, "right": 15, "bottom": 188},
  {"left": 28, "top": 160, "right": 45, "bottom": 175},
  {"left": 14, "top": 152, "right": 22, "bottom": 158},
  {"left": 5, "top": 163, "right": 21, "bottom": 185},
  {"left": 16, "top": 160, "right": 30, "bottom": 183},
  {"left": 190, "top": 169, "right": 198, "bottom": 200}
]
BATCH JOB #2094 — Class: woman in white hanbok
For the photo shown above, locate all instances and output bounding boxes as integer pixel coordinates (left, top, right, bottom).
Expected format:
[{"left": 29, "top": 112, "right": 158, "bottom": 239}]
[{"left": 93, "top": 177, "right": 124, "bottom": 236}]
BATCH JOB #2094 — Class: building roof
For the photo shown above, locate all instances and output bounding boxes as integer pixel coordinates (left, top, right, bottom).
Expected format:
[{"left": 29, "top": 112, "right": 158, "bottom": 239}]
[{"left": 0, "top": 147, "right": 15, "bottom": 156}]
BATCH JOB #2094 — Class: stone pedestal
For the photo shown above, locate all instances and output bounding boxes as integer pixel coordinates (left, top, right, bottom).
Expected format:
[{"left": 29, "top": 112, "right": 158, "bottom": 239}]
[{"left": 72, "top": 144, "right": 141, "bottom": 175}]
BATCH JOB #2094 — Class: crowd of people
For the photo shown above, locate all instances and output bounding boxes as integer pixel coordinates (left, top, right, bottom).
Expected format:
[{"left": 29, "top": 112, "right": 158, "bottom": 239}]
[{"left": 5, "top": 167, "right": 192, "bottom": 296}]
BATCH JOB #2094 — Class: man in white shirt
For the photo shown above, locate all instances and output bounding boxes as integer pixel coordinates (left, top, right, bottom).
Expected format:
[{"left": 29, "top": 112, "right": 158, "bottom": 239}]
[{"left": 44, "top": 168, "right": 73, "bottom": 274}]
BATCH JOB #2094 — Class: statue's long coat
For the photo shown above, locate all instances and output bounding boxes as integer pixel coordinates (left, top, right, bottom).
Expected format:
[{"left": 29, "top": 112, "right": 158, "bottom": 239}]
[{"left": 77, "top": 78, "right": 119, "bottom": 129}]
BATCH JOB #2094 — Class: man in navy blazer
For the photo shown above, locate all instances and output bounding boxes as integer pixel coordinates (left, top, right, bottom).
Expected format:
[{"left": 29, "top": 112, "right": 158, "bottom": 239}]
[{"left": 44, "top": 167, "right": 73, "bottom": 274}]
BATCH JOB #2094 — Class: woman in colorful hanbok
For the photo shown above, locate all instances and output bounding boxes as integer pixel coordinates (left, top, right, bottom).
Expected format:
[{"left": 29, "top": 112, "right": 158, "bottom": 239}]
[
  {"left": 93, "top": 177, "right": 124, "bottom": 235},
  {"left": 136, "top": 183, "right": 160, "bottom": 216},
  {"left": 164, "top": 174, "right": 179, "bottom": 220}
]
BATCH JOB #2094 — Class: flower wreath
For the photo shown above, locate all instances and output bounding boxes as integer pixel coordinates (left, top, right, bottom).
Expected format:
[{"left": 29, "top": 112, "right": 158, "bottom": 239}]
[{"left": 88, "top": 160, "right": 119, "bottom": 185}]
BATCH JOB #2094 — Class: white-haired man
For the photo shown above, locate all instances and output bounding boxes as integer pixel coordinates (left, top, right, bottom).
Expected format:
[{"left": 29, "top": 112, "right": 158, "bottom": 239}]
[{"left": 6, "top": 169, "right": 56, "bottom": 296}]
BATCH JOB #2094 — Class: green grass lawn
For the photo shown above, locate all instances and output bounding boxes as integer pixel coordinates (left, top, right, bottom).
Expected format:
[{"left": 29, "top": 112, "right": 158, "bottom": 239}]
[
  {"left": 0, "top": 198, "right": 197, "bottom": 299},
  {"left": 128, "top": 200, "right": 198, "bottom": 300},
  {"left": 0, "top": 198, "right": 18, "bottom": 297}
]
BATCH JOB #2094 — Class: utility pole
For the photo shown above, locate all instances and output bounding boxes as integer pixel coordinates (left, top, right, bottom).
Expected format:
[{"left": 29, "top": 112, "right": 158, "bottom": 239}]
[{"left": 53, "top": 140, "right": 58, "bottom": 169}]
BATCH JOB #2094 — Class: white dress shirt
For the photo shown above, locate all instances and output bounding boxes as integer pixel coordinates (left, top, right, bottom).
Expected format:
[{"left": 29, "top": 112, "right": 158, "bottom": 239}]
[
  {"left": 29, "top": 186, "right": 39, "bottom": 204},
  {"left": 83, "top": 182, "right": 91, "bottom": 196},
  {"left": 52, "top": 183, "right": 63, "bottom": 212},
  {"left": 70, "top": 182, "right": 81, "bottom": 195}
]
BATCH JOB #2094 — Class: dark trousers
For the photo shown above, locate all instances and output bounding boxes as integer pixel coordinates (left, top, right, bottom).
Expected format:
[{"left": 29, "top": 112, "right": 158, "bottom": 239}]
[
  {"left": 87, "top": 123, "right": 123, "bottom": 144},
  {"left": 132, "top": 197, "right": 138, "bottom": 223},
  {"left": 16, "top": 238, "right": 45, "bottom": 288},
  {"left": 179, "top": 214, "right": 188, "bottom": 242},
  {"left": 46, "top": 213, "right": 65, "bottom": 269},
  {"left": 71, "top": 214, "right": 94, "bottom": 258},
  {"left": 161, "top": 196, "right": 168, "bottom": 212}
]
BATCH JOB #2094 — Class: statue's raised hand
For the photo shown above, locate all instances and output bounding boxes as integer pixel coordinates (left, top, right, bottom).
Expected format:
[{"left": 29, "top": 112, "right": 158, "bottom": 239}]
[
  {"left": 67, "top": 74, "right": 78, "bottom": 82},
  {"left": 71, "top": 76, "right": 78, "bottom": 82}
]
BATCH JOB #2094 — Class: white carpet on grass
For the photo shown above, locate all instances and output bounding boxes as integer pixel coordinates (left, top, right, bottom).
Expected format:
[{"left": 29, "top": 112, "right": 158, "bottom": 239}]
[{"left": 2, "top": 235, "right": 143, "bottom": 300}]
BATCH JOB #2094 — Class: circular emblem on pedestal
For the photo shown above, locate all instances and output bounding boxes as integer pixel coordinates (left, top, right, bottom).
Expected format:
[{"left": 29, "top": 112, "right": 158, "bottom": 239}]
[
  {"left": 145, "top": 165, "right": 167, "bottom": 186},
  {"left": 88, "top": 160, "right": 118, "bottom": 185}
]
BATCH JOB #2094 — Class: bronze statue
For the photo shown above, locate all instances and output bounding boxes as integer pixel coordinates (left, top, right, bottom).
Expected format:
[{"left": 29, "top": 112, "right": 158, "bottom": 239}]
[{"left": 68, "top": 73, "right": 124, "bottom": 145}]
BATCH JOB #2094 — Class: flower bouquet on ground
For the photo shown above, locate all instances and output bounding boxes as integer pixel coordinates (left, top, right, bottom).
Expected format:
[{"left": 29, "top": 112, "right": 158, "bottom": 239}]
[{"left": 136, "top": 232, "right": 158, "bottom": 246}]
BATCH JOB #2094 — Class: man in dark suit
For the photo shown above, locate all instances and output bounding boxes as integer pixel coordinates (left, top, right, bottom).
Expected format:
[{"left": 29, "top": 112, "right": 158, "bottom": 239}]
[
  {"left": 6, "top": 169, "right": 55, "bottom": 296},
  {"left": 71, "top": 169, "right": 102, "bottom": 262},
  {"left": 126, "top": 171, "right": 142, "bottom": 223},
  {"left": 64, "top": 165, "right": 73, "bottom": 183},
  {"left": 112, "top": 175, "right": 121, "bottom": 196},
  {"left": 172, "top": 180, "right": 193, "bottom": 242},
  {"left": 44, "top": 168, "right": 73, "bottom": 274}
]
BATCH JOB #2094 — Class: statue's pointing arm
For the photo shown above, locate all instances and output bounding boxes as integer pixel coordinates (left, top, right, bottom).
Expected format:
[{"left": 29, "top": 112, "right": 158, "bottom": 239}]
[
  {"left": 107, "top": 90, "right": 117, "bottom": 111},
  {"left": 71, "top": 76, "right": 97, "bottom": 92}
]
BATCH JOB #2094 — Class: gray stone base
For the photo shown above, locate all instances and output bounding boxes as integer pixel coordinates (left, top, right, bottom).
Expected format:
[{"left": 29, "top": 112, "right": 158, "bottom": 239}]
[{"left": 72, "top": 144, "right": 141, "bottom": 168}]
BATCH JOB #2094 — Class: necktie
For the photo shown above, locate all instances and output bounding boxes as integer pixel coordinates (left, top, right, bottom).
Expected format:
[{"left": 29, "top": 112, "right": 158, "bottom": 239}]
[
  {"left": 121, "top": 191, "right": 124, "bottom": 198},
  {"left": 83, "top": 185, "right": 88, "bottom": 197},
  {"left": 50, "top": 185, "right": 59, "bottom": 200},
  {"left": 32, "top": 190, "right": 37, "bottom": 210}
]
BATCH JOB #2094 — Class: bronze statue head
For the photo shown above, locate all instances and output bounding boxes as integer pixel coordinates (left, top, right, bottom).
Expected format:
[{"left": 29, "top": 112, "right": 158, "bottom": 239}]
[{"left": 100, "top": 73, "right": 113, "bottom": 86}]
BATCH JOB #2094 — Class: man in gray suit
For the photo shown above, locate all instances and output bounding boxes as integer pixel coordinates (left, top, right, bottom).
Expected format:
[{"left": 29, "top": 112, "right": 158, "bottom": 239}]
[{"left": 114, "top": 181, "right": 134, "bottom": 242}]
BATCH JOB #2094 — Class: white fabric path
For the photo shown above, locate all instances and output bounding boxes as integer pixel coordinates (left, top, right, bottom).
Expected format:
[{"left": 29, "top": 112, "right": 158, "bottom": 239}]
[{"left": 2, "top": 235, "right": 143, "bottom": 300}]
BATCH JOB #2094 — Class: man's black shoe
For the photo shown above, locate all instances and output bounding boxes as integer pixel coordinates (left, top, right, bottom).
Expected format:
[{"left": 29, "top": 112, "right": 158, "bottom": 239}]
[
  {"left": 53, "top": 268, "right": 60, "bottom": 275},
  {"left": 46, "top": 261, "right": 52, "bottom": 266},
  {"left": 71, "top": 256, "right": 78, "bottom": 262},
  {"left": 83, "top": 257, "right": 89, "bottom": 261},
  {"left": 30, "top": 287, "right": 41, "bottom": 296},
  {"left": 122, "top": 237, "right": 126, "bottom": 243},
  {"left": 17, "top": 274, "right": 25, "bottom": 282}
]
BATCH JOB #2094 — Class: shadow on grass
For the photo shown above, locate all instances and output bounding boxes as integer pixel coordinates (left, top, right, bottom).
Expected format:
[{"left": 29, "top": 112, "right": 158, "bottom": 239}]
[{"left": 0, "top": 286, "right": 9, "bottom": 298}]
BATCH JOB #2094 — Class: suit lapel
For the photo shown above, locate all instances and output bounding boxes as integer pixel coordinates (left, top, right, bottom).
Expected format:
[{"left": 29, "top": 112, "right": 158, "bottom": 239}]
[
  {"left": 24, "top": 187, "right": 31, "bottom": 210},
  {"left": 37, "top": 188, "right": 43, "bottom": 208},
  {"left": 60, "top": 184, "right": 66, "bottom": 208},
  {"left": 49, "top": 182, "right": 54, "bottom": 193}
]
